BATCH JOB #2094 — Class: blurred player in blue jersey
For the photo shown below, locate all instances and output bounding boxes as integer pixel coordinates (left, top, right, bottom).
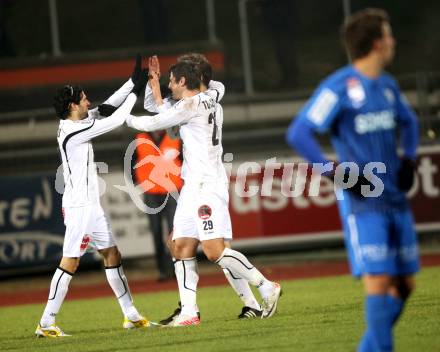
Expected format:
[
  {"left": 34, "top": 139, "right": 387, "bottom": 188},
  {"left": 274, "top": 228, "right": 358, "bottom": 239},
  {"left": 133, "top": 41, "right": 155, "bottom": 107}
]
[{"left": 286, "top": 8, "right": 419, "bottom": 352}]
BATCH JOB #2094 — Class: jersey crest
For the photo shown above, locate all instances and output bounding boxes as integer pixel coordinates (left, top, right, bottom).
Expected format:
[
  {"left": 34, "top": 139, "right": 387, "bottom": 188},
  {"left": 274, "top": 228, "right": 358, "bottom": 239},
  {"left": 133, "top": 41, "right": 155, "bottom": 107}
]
[
  {"left": 198, "top": 205, "right": 212, "bottom": 219},
  {"left": 346, "top": 78, "right": 365, "bottom": 108}
]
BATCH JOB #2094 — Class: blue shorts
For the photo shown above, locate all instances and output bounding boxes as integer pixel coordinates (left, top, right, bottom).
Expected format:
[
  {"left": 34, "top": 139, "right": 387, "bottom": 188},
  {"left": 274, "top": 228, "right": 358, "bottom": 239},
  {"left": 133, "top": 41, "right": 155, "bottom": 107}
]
[{"left": 340, "top": 210, "right": 420, "bottom": 277}]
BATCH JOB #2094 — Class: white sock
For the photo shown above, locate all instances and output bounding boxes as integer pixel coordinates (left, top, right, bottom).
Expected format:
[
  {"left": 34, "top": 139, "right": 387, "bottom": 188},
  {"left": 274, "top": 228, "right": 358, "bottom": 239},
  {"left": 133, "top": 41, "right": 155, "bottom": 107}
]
[
  {"left": 174, "top": 258, "right": 199, "bottom": 316},
  {"left": 40, "top": 267, "right": 73, "bottom": 327},
  {"left": 257, "top": 280, "right": 277, "bottom": 299},
  {"left": 223, "top": 268, "right": 261, "bottom": 310},
  {"left": 105, "top": 264, "right": 141, "bottom": 321},
  {"left": 216, "top": 248, "right": 274, "bottom": 299}
]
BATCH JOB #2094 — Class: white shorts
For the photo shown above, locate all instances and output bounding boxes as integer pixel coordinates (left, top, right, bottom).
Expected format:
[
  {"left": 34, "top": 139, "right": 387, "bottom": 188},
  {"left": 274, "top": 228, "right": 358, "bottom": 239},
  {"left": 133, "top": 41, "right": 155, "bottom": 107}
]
[
  {"left": 62, "top": 204, "right": 116, "bottom": 257},
  {"left": 172, "top": 182, "right": 233, "bottom": 242}
]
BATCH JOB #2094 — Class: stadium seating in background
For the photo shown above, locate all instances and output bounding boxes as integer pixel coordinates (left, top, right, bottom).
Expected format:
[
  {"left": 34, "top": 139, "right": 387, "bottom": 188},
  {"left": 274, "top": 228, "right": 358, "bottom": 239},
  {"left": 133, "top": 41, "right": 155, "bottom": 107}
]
[{"left": 0, "top": 42, "right": 224, "bottom": 113}]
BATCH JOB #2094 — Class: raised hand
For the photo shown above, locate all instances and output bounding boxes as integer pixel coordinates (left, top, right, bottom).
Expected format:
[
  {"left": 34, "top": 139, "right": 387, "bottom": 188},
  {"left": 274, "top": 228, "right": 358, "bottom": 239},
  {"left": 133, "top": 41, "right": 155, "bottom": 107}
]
[
  {"left": 148, "top": 55, "right": 161, "bottom": 79},
  {"left": 131, "top": 69, "right": 148, "bottom": 96}
]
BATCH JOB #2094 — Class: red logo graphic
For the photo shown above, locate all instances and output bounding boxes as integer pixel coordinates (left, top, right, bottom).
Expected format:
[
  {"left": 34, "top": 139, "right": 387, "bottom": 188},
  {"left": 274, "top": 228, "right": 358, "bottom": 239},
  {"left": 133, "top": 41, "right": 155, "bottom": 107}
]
[
  {"left": 198, "top": 205, "right": 212, "bottom": 219},
  {"left": 80, "top": 235, "right": 90, "bottom": 251},
  {"left": 347, "top": 77, "right": 360, "bottom": 87}
]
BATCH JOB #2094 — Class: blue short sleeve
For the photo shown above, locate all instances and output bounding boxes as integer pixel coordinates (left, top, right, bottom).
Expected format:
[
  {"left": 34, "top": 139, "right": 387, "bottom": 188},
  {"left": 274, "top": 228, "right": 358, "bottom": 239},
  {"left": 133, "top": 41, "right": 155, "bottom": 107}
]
[{"left": 298, "top": 84, "right": 342, "bottom": 134}]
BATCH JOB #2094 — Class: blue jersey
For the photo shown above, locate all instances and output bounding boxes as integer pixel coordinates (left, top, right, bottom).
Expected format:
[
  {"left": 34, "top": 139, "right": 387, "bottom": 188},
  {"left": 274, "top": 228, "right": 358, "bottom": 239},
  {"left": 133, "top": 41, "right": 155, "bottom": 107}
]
[{"left": 287, "top": 65, "right": 419, "bottom": 213}]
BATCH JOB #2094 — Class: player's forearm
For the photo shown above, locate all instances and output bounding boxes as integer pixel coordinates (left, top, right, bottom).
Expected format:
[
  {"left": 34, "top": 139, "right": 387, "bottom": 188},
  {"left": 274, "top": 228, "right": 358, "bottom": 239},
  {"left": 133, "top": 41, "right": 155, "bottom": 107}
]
[
  {"left": 154, "top": 95, "right": 164, "bottom": 107},
  {"left": 148, "top": 75, "right": 165, "bottom": 108},
  {"left": 127, "top": 113, "right": 177, "bottom": 132},
  {"left": 127, "top": 103, "right": 191, "bottom": 132},
  {"left": 398, "top": 101, "right": 419, "bottom": 160},
  {"left": 102, "top": 79, "right": 134, "bottom": 107},
  {"left": 401, "top": 116, "right": 419, "bottom": 160},
  {"left": 286, "top": 118, "right": 329, "bottom": 165},
  {"left": 83, "top": 93, "right": 137, "bottom": 140}
]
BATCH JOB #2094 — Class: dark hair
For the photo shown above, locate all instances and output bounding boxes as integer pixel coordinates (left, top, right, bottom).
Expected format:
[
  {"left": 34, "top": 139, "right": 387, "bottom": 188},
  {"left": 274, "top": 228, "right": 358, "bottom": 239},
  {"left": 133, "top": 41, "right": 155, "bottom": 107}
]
[
  {"left": 178, "top": 53, "right": 212, "bottom": 87},
  {"left": 169, "top": 61, "right": 201, "bottom": 90},
  {"left": 341, "top": 8, "right": 389, "bottom": 60},
  {"left": 53, "top": 85, "right": 83, "bottom": 119}
]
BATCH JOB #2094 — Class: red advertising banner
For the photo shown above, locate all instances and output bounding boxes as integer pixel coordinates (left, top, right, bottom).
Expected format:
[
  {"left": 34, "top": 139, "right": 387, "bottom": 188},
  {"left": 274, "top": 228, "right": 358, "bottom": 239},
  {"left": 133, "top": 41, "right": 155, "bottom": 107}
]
[{"left": 228, "top": 146, "right": 440, "bottom": 241}]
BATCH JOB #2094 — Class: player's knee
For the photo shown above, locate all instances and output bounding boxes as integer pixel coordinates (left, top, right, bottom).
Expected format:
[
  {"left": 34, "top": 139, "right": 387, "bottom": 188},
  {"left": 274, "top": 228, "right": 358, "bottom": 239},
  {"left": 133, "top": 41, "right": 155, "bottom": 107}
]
[
  {"left": 363, "top": 274, "right": 392, "bottom": 294},
  {"left": 108, "top": 246, "right": 120, "bottom": 258},
  {"left": 173, "top": 238, "right": 198, "bottom": 259},
  {"left": 205, "top": 253, "right": 220, "bottom": 262},
  {"left": 173, "top": 242, "right": 186, "bottom": 259},
  {"left": 60, "top": 257, "right": 79, "bottom": 273},
  {"left": 100, "top": 246, "right": 121, "bottom": 265},
  {"left": 66, "top": 262, "right": 79, "bottom": 273},
  {"left": 203, "top": 248, "right": 223, "bottom": 262}
]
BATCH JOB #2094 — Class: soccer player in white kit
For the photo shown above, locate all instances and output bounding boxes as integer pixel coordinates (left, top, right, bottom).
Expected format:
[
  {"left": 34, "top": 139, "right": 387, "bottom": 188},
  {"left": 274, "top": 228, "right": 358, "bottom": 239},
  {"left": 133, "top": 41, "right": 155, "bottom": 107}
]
[
  {"left": 127, "top": 60, "right": 282, "bottom": 326},
  {"left": 145, "top": 54, "right": 264, "bottom": 322},
  {"left": 35, "top": 57, "right": 152, "bottom": 337}
]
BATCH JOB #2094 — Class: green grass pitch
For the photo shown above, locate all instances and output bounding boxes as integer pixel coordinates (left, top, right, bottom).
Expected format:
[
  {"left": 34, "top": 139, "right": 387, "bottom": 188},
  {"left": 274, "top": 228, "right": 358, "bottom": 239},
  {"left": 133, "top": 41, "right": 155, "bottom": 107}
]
[{"left": 1, "top": 267, "right": 439, "bottom": 352}]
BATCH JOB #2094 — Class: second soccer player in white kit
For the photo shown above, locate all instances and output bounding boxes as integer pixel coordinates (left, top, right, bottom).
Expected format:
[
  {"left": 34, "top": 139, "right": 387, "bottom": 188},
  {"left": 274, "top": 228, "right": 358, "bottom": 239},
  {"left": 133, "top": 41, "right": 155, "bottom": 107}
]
[{"left": 127, "top": 61, "right": 282, "bottom": 326}]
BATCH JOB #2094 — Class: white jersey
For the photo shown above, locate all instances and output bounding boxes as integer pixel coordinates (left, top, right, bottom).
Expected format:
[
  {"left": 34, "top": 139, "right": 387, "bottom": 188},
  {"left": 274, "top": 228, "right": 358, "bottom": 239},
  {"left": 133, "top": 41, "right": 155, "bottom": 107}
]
[
  {"left": 143, "top": 80, "right": 225, "bottom": 140},
  {"left": 57, "top": 82, "right": 137, "bottom": 207},
  {"left": 128, "top": 91, "right": 228, "bottom": 185}
]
